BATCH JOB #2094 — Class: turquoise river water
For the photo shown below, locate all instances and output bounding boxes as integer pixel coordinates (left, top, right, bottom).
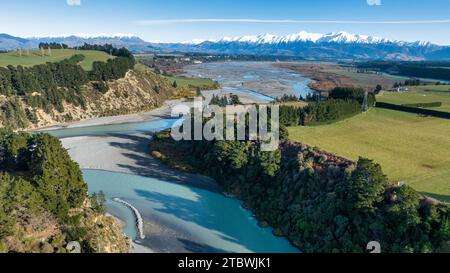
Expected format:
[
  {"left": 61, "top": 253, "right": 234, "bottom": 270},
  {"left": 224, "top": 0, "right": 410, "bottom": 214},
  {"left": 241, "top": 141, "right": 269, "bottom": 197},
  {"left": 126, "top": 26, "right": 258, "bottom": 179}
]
[
  {"left": 49, "top": 118, "right": 299, "bottom": 253},
  {"left": 47, "top": 62, "right": 308, "bottom": 253}
]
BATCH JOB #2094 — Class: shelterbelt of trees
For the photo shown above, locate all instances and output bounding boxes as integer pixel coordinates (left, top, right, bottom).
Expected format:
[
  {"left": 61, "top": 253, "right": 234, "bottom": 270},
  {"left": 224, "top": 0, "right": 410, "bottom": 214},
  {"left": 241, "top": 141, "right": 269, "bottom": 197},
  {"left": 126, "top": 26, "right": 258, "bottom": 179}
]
[
  {"left": 38, "top": 42, "right": 70, "bottom": 49},
  {"left": 150, "top": 119, "right": 450, "bottom": 253},
  {"left": 0, "top": 45, "right": 135, "bottom": 129},
  {"left": 356, "top": 61, "right": 450, "bottom": 82},
  {"left": 0, "top": 130, "right": 130, "bottom": 253},
  {"left": 279, "top": 87, "right": 375, "bottom": 126}
]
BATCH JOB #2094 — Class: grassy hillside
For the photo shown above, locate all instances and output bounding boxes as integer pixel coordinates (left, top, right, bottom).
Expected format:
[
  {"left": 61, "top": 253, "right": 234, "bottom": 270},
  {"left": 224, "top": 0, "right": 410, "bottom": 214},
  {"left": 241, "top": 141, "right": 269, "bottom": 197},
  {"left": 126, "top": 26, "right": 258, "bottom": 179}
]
[
  {"left": 288, "top": 108, "right": 450, "bottom": 203},
  {"left": 0, "top": 49, "right": 113, "bottom": 70},
  {"left": 377, "top": 87, "right": 450, "bottom": 113},
  {"left": 135, "top": 62, "right": 217, "bottom": 90}
]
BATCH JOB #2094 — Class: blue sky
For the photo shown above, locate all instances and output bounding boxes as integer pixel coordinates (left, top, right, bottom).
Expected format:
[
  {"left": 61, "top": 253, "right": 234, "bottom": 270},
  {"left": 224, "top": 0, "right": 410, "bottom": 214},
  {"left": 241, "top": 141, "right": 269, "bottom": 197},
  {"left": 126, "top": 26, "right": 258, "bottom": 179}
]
[{"left": 1, "top": 0, "right": 450, "bottom": 44}]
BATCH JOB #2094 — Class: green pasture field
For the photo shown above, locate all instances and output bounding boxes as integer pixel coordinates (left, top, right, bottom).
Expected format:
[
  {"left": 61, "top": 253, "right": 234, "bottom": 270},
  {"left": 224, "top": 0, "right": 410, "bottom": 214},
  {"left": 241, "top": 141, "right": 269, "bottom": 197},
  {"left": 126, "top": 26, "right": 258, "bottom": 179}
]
[
  {"left": 0, "top": 49, "right": 113, "bottom": 70},
  {"left": 289, "top": 108, "right": 450, "bottom": 202},
  {"left": 377, "top": 87, "right": 450, "bottom": 113}
]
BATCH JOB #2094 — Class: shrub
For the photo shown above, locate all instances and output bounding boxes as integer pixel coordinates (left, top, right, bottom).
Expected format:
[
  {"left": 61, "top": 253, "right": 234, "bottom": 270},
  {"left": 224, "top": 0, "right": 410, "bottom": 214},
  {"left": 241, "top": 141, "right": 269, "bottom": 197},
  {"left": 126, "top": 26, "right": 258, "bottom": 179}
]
[{"left": 92, "top": 81, "right": 109, "bottom": 94}]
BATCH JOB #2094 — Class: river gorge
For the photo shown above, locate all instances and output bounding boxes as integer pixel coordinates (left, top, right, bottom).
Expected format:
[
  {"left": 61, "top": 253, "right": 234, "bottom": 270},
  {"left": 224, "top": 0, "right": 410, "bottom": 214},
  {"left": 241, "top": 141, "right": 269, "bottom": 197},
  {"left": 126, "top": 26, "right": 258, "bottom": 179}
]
[{"left": 46, "top": 62, "right": 315, "bottom": 253}]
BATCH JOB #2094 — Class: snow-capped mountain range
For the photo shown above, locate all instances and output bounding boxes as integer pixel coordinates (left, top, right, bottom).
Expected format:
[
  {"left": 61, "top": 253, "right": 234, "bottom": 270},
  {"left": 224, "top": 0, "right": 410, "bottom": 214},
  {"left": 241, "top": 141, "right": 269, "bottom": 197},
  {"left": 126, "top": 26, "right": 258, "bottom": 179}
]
[
  {"left": 153, "top": 31, "right": 447, "bottom": 60},
  {"left": 0, "top": 31, "right": 449, "bottom": 60},
  {"left": 182, "top": 31, "right": 431, "bottom": 47}
]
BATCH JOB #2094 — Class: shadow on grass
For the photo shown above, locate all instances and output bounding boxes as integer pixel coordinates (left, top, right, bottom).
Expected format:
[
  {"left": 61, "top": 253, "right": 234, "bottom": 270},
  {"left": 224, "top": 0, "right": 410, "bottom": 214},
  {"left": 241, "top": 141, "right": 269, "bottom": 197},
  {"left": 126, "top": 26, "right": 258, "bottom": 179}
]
[{"left": 422, "top": 192, "right": 450, "bottom": 203}]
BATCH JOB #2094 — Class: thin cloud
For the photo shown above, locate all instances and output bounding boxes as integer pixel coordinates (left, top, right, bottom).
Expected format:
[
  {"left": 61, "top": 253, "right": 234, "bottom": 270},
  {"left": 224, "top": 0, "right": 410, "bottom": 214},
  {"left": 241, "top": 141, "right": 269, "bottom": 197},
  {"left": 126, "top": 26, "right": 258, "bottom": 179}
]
[
  {"left": 134, "top": 18, "right": 450, "bottom": 25},
  {"left": 367, "top": 0, "right": 382, "bottom": 6},
  {"left": 67, "top": 0, "right": 81, "bottom": 6}
]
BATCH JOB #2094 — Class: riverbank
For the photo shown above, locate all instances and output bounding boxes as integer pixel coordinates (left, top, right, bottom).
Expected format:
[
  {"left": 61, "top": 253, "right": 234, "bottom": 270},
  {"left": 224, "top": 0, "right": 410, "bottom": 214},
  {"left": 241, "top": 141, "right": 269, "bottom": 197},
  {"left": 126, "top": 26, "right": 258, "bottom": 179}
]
[
  {"left": 37, "top": 100, "right": 212, "bottom": 190},
  {"left": 84, "top": 169, "right": 300, "bottom": 253},
  {"left": 34, "top": 99, "right": 183, "bottom": 132},
  {"left": 61, "top": 132, "right": 219, "bottom": 192},
  {"left": 61, "top": 128, "right": 219, "bottom": 253},
  {"left": 107, "top": 213, "right": 154, "bottom": 253},
  {"left": 183, "top": 62, "right": 316, "bottom": 101},
  {"left": 41, "top": 61, "right": 319, "bottom": 253},
  {"left": 274, "top": 62, "right": 357, "bottom": 95},
  {"left": 46, "top": 101, "right": 220, "bottom": 253}
]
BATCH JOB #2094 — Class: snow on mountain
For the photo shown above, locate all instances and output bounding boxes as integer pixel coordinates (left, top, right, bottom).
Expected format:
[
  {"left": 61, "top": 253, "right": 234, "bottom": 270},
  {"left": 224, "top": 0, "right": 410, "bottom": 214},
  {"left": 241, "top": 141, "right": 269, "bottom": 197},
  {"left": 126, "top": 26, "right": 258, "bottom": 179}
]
[
  {"left": 180, "top": 31, "right": 430, "bottom": 46},
  {"left": 180, "top": 38, "right": 208, "bottom": 45},
  {"left": 316, "top": 31, "right": 391, "bottom": 44},
  {"left": 12, "top": 31, "right": 434, "bottom": 47},
  {"left": 1, "top": 31, "right": 442, "bottom": 60},
  {"left": 213, "top": 31, "right": 325, "bottom": 44}
]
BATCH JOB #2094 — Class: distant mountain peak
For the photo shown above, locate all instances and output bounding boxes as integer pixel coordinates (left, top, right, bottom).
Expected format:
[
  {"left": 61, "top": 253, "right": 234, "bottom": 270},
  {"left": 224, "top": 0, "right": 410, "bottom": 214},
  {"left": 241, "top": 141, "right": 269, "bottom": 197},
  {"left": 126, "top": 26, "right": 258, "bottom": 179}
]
[
  {"left": 26, "top": 33, "right": 142, "bottom": 40},
  {"left": 179, "top": 30, "right": 432, "bottom": 46},
  {"left": 0, "top": 33, "right": 30, "bottom": 43},
  {"left": 0, "top": 32, "right": 445, "bottom": 60}
]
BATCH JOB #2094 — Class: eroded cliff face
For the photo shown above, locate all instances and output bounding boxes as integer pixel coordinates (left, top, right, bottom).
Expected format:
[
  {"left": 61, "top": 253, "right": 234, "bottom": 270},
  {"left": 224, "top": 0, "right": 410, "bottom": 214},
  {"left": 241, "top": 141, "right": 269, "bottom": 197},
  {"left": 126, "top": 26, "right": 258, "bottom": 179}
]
[
  {"left": 81, "top": 69, "right": 175, "bottom": 119},
  {"left": 1, "top": 202, "right": 130, "bottom": 253},
  {"left": 73, "top": 204, "right": 131, "bottom": 253},
  {"left": 3, "top": 69, "right": 175, "bottom": 130}
]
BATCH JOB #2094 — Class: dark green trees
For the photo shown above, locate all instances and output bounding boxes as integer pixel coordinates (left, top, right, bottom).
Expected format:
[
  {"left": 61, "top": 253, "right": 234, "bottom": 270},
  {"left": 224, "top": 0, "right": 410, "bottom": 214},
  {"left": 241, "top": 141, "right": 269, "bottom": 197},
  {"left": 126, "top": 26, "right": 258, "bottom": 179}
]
[
  {"left": 92, "top": 81, "right": 109, "bottom": 93},
  {"left": 30, "top": 134, "right": 87, "bottom": 219},
  {"left": 210, "top": 94, "right": 228, "bottom": 107},
  {"left": 341, "top": 158, "right": 388, "bottom": 211},
  {"left": 0, "top": 131, "right": 130, "bottom": 253},
  {"left": 1, "top": 98, "right": 29, "bottom": 129},
  {"left": 90, "top": 191, "right": 107, "bottom": 214},
  {"left": 278, "top": 87, "right": 378, "bottom": 127},
  {"left": 0, "top": 173, "right": 14, "bottom": 240},
  {"left": 301, "top": 99, "right": 361, "bottom": 125},
  {"left": 420, "top": 204, "right": 450, "bottom": 252},
  {"left": 275, "top": 94, "right": 301, "bottom": 102},
  {"left": 229, "top": 94, "right": 242, "bottom": 105},
  {"left": 330, "top": 87, "right": 376, "bottom": 106},
  {"left": 293, "top": 157, "right": 450, "bottom": 253},
  {"left": 0, "top": 45, "right": 135, "bottom": 129},
  {"left": 39, "top": 42, "right": 69, "bottom": 49},
  {"left": 210, "top": 94, "right": 242, "bottom": 107},
  {"left": 0, "top": 132, "right": 87, "bottom": 221},
  {"left": 279, "top": 99, "right": 361, "bottom": 126},
  {"left": 374, "top": 84, "right": 383, "bottom": 94},
  {"left": 0, "top": 56, "right": 87, "bottom": 119},
  {"left": 89, "top": 57, "right": 134, "bottom": 82},
  {"left": 211, "top": 141, "right": 250, "bottom": 171},
  {"left": 154, "top": 129, "right": 450, "bottom": 252},
  {"left": 78, "top": 43, "right": 134, "bottom": 59}
]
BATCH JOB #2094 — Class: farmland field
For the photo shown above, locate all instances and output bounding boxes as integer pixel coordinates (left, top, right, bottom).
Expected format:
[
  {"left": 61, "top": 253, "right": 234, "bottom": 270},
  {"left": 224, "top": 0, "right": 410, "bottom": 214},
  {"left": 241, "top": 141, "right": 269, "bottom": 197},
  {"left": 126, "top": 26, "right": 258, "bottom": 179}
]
[
  {"left": 377, "top": 87, "right": 450, "bottom": 113},
  {"left": 321, "top": 67, "right": 410, "bottom": 90},
  {"left": 289, "top": 108, "right": 450, "bottom": 202},
  {"left": 276, "top": 62, "right": 415, "bottom": 93},
  {"left": 0, "top": 49, "right": 113, "bottom": 70},
  {"left": 162, "top": 75, "right": 218, "bottom": 90}
]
